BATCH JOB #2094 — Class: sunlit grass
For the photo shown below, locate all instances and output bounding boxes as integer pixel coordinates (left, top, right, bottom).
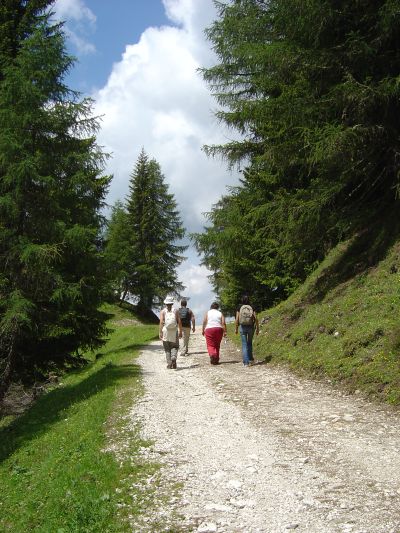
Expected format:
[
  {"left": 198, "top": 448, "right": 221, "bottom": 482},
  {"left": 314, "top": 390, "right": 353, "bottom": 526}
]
[
  {"left": 0, "top": 304, "right": 158, "bottom": 532},
  {"left": 252, "top": 239, "right": 400, "bottom": 405}
]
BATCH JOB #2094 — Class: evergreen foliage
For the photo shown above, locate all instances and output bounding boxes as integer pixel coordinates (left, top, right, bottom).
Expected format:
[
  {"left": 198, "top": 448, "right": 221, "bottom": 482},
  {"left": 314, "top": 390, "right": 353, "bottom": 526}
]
[
  {"left": 193, "top": 0, "right": 400, "bottom": 313},
  {"left": 104, "top": 149, "right": 187, "bottom": 311},
  {"left": 103, "top": 201, "right": 131, "bottom": 301},
  {"left": 0, "top": 2, "right": 111, "bottom": 399}
]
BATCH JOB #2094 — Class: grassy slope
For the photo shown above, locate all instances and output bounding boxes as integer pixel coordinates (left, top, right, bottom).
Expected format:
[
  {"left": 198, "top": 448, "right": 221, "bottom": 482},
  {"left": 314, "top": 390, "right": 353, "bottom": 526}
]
[
  {"left": 0, "top": 303, "right": 159, "bottom": 532},
  {"left": 252, "top": 231, "right": 400, "bottom": 405}
]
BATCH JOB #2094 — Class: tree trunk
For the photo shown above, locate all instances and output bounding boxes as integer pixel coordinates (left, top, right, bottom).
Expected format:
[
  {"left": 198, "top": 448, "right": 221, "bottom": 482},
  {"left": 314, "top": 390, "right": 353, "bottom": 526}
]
[{"left": 0, "top": 337, "right": 17, "bottom": 404}]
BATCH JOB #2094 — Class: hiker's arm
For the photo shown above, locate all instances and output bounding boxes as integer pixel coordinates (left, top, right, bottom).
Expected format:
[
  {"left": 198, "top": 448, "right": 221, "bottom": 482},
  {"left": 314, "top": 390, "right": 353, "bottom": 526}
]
[
  {"left": 202, "top": 314, "right": 207, "bottom": 335},
  {"left": 221, "top": 314, "right": 227, "bottom": 336},
  {"left": 191, "top": 311, "right": 195, "bottom": 332},
  {"left": 176, "top": 310, "right": 183, "bottom": 338},
  {"left": 254, "top": 312, "right": 260, "bottom": 335},
  {"left": 159, "top": 310, "right": 165, "bottom": 339},
  {"left": 235, "top": 311, "right": 239, "bottom": 334}
]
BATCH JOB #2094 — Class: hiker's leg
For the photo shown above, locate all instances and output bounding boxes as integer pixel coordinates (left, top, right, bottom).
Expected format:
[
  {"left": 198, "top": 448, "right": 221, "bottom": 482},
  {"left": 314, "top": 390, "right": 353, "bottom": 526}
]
[
  {"left": 205, "top": 328, "right": 222, "bottom": 360},
  {"left": 182, "top": 327, "right": 190, "bottom": 354},
  {"left": 163, "top": 341, "right": 172, "bottom": 367},
  {"left": 214, "top": 328, "right": 224, "bottom": 358},
  {"left": 247, "top": 327, "right": 254, "bottom": 361},
  {"left": 240, "top": 326, "right": 250, "bottom": 365},
  {"left": 170, "top": 332, "right": 179, "bottom": 367},
  {"left": 171, "top": 344, "right": 178, "bottom": 362}
]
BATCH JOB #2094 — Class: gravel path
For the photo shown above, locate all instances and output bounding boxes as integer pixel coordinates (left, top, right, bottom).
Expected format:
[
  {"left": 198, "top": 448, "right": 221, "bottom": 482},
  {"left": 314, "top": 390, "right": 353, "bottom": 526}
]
[{"left": 126, "top": 330, "right": 400, "bottom": 533}]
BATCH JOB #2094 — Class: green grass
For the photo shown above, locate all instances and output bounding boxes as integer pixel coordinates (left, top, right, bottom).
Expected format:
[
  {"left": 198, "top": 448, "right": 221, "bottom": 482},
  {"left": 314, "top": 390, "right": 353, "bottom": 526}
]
[
  {"left": 253, "top": 235, "right": 400, "bottom": 405},
  {"left": 0, "top": 304, "right": 159, "bottom": 532}
]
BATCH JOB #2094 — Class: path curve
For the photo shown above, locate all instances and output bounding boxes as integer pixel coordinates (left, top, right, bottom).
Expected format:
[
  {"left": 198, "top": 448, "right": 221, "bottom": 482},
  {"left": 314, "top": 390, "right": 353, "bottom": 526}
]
[{"left": 126, "top": 330, "right": 400, "bottom": 533}]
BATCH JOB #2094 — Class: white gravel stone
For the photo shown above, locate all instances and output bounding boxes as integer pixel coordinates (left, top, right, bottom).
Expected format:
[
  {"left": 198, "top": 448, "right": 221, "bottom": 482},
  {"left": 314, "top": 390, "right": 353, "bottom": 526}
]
[
  {"left": 205, "top": 503, "right": 233, "bottom": 512},
  {"left": 118, "top": 331, "right": 400, "bottom": 533},
  {"left": 197, "top": 522, "right": 218, "bottom": 532}
]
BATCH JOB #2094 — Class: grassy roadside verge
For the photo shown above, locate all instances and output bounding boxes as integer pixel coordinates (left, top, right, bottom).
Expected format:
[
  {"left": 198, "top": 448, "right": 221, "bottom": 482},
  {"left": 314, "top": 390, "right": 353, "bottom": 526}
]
[
  {"left": 0, "top": 303, "right": 158, "bottom": 532},
  {"left": 250, "top": 237, "right": 400, "bottom": 406}
]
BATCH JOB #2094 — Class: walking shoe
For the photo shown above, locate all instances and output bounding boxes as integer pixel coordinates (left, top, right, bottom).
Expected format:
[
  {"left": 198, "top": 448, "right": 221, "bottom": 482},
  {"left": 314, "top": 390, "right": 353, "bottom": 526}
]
[
  {"left": 167, "top": 363, "right": 172, "bottom": 369},
  {"left": 171, "top": 360, "right": 177, "bottom": 369}
]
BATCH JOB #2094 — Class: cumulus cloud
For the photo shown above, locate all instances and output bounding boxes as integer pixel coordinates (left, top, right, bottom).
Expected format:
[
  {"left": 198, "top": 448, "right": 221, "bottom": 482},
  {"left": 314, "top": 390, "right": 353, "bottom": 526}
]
[
  {"left": 61, "top": 0, "right": 239, "bottom": 315},
  {"left": 162, "top": 0, "right": 216, "bottom": 59},
  {"left": 177, "top": 262, "right": 214, "bottom": 319},
  {"left": 93, "top": 1, "right": 237, "bottom": 233},
  {"left": 53, "top": 0, "right": 96, "bottom": 55}
]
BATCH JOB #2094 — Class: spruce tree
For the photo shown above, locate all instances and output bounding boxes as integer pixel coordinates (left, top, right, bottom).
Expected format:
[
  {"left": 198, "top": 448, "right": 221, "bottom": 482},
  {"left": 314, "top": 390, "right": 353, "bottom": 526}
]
[
  {"left": 0, "top": 2, "right": 111, "bottom": 399},
  {"left": 125, "top": 149, "right": 186, "bottom": 311},
  {"left": 103, "top": 201, "right": 131, "bottom": 301},
  {"left": 195, "top": 0, "right": 400, "bottom": 308}
]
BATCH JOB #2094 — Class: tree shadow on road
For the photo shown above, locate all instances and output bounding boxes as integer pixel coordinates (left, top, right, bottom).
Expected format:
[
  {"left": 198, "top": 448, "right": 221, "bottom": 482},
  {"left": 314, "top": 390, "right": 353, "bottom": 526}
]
[{"left": 0, "top": 362, "right": 139, "bottom": 464}]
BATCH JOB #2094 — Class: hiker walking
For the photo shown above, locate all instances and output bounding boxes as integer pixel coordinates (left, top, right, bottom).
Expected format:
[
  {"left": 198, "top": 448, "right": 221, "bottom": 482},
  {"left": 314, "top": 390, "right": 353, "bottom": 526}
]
[
  {"left": 235, "top": 295, "right": 260, "bottom": 367},
  {"left": 202, "top": 302, "right": 227, "bottom": 365},
  {"left": 159, "top": 295, "right": 182, "bottom": 369},
  {"left": 178, "top": 299, "right": 195, "bottom": 356}
]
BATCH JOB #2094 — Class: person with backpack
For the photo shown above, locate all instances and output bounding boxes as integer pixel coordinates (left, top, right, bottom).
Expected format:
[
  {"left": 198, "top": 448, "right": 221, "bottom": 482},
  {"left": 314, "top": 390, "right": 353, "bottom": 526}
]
[
  {"left": 235, "top": 295, "right": 260, "bottom": 367},
  {"left": 202, "top": 301, "right": 227, "bottom": 365},
  {"left": 159, "top": 295, "right": 183, "bottom": 369},
  {"left": 178, "top": 299, "right": 195, "bottom": 356}
]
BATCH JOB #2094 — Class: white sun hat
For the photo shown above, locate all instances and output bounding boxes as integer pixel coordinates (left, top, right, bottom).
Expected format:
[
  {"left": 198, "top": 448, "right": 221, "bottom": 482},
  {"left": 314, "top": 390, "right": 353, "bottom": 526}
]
[{"left": 163, "top": 295, "right": 174, "bottom": 305}]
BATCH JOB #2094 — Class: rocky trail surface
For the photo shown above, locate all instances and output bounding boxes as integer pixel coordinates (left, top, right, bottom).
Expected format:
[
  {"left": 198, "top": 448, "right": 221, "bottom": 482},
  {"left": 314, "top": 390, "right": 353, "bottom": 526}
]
[{"left": 122, "top": 331, "right": 400, "bottom": 533}]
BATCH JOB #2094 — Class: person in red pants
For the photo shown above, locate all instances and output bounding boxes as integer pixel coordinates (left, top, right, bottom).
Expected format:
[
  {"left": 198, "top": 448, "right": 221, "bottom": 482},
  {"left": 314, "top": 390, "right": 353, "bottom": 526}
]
[{"left": 202, "top": 302, "right": 227, "bottom": 365}]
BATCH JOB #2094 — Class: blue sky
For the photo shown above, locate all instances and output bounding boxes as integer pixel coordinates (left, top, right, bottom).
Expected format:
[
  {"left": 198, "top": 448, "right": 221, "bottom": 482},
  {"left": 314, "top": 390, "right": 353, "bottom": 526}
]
[
  {"left": 61, "top": 0, "right": 169, "bottom": 92},
  {"left": 53, "top": 0, "right": 240, "bottom": 319}
]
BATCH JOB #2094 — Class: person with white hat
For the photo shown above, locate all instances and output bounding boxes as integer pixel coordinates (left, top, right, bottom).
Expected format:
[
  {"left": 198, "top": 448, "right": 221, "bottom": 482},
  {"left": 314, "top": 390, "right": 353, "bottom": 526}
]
[{"left": 159, "top": 295, "right": 183, "bottom": 369}]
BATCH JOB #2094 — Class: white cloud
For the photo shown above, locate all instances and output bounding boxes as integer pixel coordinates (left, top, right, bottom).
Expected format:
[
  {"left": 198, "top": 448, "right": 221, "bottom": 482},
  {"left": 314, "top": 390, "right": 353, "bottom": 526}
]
[
  {"left": 162, "top": 0, "right": 216, "bottom": 62},
  {"left": 162, "top": 0, "right": 194, "bottom": 25},
  {"left": 177, "top": 262, "right": 215, "bottom": 320},
  {"left": 94, "top": 12, "right": 236, "bottom": 232},
  {"left": 63, "top": 27, "right": 95, "bottom": 54},
  {"left": 91, "top": 0, "right": 239, "bottom": 316},
  {"left": 53, "top": 0, "right": 96, "bottom": 55}
]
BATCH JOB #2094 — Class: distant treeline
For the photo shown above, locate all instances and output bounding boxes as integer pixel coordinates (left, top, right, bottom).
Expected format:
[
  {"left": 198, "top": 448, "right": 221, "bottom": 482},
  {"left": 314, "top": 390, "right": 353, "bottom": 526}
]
[{"left": 192, "top": 0, "right": 400, "bottom": 314}]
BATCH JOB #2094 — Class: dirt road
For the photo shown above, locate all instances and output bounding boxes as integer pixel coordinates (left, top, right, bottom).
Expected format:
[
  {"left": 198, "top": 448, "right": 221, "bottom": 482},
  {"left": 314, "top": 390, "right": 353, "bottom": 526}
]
[{"left": 126, "top": 330, "right": 400, "bottom": 532}]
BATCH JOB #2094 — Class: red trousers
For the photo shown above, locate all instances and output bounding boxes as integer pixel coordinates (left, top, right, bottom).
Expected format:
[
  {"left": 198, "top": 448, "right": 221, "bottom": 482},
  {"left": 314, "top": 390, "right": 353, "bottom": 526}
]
[{"left": 205, "top": 327, "right": 224, "bottom": 358}]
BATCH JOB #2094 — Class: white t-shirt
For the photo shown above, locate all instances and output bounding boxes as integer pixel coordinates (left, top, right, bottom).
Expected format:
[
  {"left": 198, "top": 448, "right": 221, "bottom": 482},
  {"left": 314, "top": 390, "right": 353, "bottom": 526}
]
[{"left": 205, "top": 309, "right": 223, "bottom": 329}]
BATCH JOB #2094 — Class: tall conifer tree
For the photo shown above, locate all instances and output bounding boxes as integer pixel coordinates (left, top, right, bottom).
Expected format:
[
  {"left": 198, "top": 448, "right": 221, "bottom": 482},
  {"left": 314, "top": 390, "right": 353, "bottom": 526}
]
[
  {"left": 124, "top": 149, "right": 186, "bottom": 311},
  {"left": 0, "top": 2, "right": 111, "bottom": 398},
  {"left": 103, "top": 201, "right": 131, "bottom": 301},
  {"left": 194, "top": 0, "right": 400, "bottom": 311}
]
